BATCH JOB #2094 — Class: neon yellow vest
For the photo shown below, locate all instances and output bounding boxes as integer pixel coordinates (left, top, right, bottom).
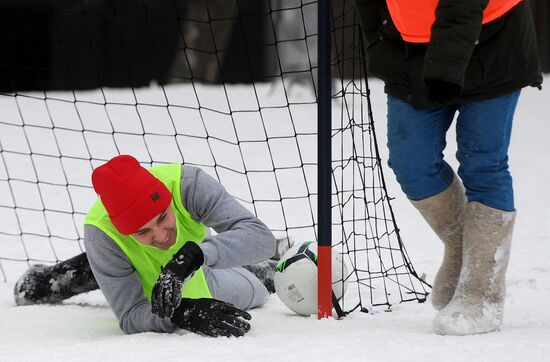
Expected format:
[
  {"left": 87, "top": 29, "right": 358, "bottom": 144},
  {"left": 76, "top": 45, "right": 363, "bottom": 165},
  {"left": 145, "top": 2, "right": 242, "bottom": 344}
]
[{"left": 84, "top": 164, "right": 212, "bottom": 300}]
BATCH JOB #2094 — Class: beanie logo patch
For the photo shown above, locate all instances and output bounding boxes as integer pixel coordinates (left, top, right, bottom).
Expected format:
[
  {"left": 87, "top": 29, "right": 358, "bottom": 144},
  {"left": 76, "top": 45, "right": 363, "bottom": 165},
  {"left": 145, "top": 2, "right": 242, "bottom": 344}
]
[{"left": 150, "top": 192, "right": 160, "bottom": 202}]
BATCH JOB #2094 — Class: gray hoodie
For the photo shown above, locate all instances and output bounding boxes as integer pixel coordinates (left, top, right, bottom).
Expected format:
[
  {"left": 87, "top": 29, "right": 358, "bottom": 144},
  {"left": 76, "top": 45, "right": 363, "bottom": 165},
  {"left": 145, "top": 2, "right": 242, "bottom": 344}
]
[{"left": 84, "top": 165, "right": 276, "bottom": 334}]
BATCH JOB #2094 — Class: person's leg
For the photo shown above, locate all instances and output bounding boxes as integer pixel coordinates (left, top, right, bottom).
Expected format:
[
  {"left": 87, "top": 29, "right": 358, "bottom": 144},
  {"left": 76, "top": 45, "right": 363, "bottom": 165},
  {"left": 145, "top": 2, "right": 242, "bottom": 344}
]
[
  {"left": 434, "top": 91, "right": 520, "bottom": 335},
  {"left": 455, "top": 91, "right": 520, "bottom": 212},
  {"left": 202, "top": 266, "right": 269, "bottom": 310},
  {"left": 243, "top": 260, "right": 278, "bottom": 294},
  {"left": 386, "top": 95, "right": 456, "bottom": 200},
  {"left": 200, "top": 236, "right": 291, "bottom": 307},
  {"left": 241, "top": 236, "right": 294, "bottom": 294},
  {"left": 14, "top": 252, "right": 99, "bottom": 305},
  {"left": 387, "top": 96, "right": 465, "bottom": 310}
]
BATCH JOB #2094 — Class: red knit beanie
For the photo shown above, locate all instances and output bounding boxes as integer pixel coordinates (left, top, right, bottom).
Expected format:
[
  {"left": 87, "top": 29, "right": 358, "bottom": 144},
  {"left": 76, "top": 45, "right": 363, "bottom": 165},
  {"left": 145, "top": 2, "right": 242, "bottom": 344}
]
[{"left": 91, "top": 155, "right": 172, "bottom": 235}]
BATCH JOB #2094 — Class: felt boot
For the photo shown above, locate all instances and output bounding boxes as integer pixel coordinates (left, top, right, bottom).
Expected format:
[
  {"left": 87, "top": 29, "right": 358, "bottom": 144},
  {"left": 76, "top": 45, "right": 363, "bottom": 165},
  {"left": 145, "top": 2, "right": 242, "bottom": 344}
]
[
  {"left": 433, "top": 202, "right": 515, "bottom": 335},
  {"left": 410, "top": 176, "right": 466, "bottom": 310}
]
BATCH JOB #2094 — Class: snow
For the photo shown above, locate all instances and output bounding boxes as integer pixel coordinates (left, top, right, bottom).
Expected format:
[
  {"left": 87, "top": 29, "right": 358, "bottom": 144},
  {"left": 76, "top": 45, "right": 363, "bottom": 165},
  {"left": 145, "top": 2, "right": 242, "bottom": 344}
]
[{"left": 1, "top": 77, "right": 549, "bottom": 361}]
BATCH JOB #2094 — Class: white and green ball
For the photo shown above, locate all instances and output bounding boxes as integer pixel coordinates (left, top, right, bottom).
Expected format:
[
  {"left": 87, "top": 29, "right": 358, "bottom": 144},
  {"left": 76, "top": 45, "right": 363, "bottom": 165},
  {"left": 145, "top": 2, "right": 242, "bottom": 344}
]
[{"left": 274, "top": 241, "right": 348, "bottom": 316}]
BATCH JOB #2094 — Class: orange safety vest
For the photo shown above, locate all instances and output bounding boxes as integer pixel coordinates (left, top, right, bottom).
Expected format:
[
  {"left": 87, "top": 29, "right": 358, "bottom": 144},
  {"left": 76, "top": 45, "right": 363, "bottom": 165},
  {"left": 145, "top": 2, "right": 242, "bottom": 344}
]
[{"left": 386, "top": 0, "right": 522, "bottom": 43}]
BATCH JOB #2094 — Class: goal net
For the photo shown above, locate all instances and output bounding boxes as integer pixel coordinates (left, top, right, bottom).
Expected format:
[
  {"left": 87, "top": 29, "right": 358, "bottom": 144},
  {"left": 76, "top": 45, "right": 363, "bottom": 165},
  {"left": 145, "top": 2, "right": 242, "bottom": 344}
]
[{"left": 0, "top": 0, "right": 429, "bottom": 313}]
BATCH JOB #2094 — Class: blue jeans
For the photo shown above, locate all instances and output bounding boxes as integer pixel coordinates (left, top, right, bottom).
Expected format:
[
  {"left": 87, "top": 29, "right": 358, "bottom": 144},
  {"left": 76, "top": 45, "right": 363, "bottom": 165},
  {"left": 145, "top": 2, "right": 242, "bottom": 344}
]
[{"left": 386, "top": 91, "right": 520, "bottom": 212}]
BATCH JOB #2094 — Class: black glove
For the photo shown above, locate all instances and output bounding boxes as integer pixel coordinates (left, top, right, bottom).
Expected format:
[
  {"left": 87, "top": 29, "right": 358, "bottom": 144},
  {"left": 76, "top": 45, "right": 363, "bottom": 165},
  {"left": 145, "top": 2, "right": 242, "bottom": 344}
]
[
  {"left": 171, "top": 298, "right": 252, "bottom": 337},
  {"left": 426, "top": 79, "right": 461, "bottom": 104},
  {"left": 151, "top": 242, "right": 204, "bottom": 318}
]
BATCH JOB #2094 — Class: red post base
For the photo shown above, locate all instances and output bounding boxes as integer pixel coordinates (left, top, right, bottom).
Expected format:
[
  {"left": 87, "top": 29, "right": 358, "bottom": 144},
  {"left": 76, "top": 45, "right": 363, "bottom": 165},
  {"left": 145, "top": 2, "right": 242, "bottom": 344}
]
[{"left": 317, "top": 245, "right": 332, "bottom": 319}]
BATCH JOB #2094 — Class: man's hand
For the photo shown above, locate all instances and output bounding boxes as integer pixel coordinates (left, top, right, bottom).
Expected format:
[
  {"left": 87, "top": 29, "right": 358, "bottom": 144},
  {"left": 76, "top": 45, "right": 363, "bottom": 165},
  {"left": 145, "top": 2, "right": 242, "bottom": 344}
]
[
  {"left": 151, "top": 242, "right": 204, "bottom": 318},
  {"left": 171, "top": 298, "right": 252, "bottom": 337}
]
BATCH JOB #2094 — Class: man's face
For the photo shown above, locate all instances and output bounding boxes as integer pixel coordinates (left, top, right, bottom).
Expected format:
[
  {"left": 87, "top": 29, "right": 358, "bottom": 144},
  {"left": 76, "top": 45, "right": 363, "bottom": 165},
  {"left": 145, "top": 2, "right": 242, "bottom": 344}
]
[{"left": 131, "top": 205, "right": 177, "bottom": 250}]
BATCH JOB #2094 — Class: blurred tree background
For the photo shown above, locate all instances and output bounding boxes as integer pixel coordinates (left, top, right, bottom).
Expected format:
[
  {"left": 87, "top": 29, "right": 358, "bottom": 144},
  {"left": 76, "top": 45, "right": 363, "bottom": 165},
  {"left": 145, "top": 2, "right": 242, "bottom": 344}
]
[{"left": 1, "top": 0, "right": 548, "bottom": 92}]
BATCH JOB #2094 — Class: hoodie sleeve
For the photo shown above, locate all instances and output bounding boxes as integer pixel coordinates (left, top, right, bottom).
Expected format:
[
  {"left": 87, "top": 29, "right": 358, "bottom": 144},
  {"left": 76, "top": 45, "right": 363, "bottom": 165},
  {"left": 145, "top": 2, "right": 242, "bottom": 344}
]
[
  {"left": 180, "top": 165, "right": 276, "bottom": 269},
  {"left": 423, "top": 0, "right": 490, "bottom": 88},
  {"left": 84, "top": 224, "right": 177, "bottom": 334}
]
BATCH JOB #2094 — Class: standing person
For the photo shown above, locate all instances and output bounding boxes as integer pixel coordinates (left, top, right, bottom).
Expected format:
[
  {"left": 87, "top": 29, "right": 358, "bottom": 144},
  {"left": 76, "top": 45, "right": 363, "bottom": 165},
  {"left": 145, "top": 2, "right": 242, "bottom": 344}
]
[
  {"left": 354, "top": 0, "right": 542, "bottom": 335},
  {"left": 15, "top": 155, "right": 284, "bottom": 337}
]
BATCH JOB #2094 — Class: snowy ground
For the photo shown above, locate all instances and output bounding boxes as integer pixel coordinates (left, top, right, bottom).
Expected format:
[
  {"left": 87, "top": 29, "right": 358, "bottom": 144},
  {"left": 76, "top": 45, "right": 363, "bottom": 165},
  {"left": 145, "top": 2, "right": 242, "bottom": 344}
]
[{"left": 1, "top": 77, "right": 549, "bottom": 361}]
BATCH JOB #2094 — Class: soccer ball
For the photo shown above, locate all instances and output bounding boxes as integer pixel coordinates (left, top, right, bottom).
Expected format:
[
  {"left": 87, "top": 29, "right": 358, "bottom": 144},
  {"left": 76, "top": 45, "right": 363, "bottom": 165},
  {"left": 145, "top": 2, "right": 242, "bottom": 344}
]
[{"left": 274, "top": 241, "right": 348, "bottom": 316}]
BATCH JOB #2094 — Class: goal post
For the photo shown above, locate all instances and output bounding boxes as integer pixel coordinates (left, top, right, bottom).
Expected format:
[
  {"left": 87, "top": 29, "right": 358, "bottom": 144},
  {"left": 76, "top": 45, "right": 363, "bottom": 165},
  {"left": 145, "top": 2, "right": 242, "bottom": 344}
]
[
  {"left": 0, "top": 0, "right": 430, "bottom": 315},
  {"left": 317, "top": 0, "right": 332, "bottom": 319}
]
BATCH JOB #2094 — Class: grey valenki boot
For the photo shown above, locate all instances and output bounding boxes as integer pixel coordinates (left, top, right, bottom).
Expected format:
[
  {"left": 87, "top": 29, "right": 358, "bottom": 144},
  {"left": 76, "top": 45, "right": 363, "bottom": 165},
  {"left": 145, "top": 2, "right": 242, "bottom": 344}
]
[
  {"left": 433, "top": 201, "right": 516, "bottom": 335},
  {"left": 410, "top": 176, "right": 466, "bottom": 310}
]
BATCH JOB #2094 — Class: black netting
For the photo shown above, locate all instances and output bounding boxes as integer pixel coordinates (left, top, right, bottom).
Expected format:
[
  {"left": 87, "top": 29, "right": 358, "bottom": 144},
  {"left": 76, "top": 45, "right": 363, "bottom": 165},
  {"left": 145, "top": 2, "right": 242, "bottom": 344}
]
[{"left": 0, "top": 0, "right": 429, "bottom": 312}]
